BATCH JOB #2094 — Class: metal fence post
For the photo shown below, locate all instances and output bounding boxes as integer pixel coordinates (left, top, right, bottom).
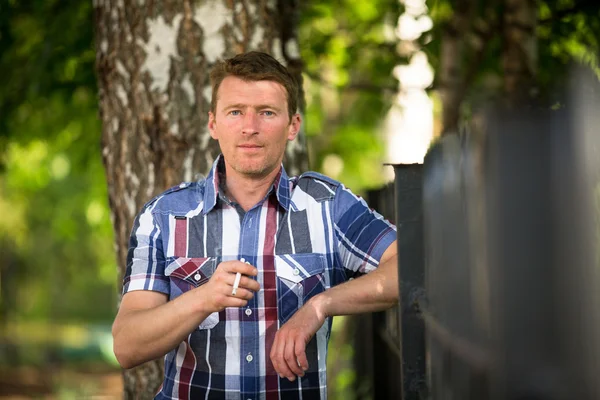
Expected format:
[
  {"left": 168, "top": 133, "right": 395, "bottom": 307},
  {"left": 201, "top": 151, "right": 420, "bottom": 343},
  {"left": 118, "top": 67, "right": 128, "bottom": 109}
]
[
  {"left": 394, "top": 164, "right": 427, "bottom": 400},
  {"left": 420, "top": 66, "right": 600, "bottom": 400}
]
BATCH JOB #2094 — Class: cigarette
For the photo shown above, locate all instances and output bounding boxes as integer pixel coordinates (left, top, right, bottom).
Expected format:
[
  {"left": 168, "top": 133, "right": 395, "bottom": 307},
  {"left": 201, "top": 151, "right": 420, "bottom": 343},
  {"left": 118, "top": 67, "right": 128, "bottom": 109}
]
[
  {"left": 232, "top": 257, "right": 249, "bottom": 296},
  {"left": 232, "top": 272, "right": 242, "bottom": 296}
]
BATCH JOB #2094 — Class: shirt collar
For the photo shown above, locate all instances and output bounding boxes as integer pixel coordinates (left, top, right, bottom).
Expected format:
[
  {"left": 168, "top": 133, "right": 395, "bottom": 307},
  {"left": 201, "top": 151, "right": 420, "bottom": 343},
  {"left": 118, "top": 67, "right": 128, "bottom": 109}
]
[{"left": 203, "top": 154, "right": 291, "bottom": 214}]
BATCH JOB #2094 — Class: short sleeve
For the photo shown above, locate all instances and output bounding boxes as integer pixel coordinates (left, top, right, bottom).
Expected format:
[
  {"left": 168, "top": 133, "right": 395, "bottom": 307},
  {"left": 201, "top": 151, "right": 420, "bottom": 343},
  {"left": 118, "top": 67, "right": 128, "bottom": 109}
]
[
  {"left": 122, "top": 204, "right": 170, "bottom": 295},
  {"left": 333, "top": 184, "right": 397, "bottom": 278}
]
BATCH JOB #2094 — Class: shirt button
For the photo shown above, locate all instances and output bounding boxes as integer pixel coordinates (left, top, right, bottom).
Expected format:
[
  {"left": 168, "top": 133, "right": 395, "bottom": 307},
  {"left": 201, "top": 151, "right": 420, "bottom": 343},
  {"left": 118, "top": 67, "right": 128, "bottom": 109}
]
[
  {"left": 245, "top": 308, "right": 252, "bottom": 316},
  {"left": 293, "top": 269, "right": 300, "bottom": 276},
  {"left": 194, "top": 273, "right": 201, "bottom": 281},
  {"left": 246, "top": 354, "right": 253, "bottom": 363}
]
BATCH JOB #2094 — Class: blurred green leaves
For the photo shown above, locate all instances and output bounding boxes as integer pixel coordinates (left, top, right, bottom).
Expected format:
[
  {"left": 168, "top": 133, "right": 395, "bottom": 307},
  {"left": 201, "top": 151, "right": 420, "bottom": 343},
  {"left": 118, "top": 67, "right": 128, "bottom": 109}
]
[
  {"left": 0, "top": 0, "right": 597, "bottom": 387},
  {"left": 300, "top": 0, "right": 401, "bottom": 191},
  {"left": 426, "top": 0, "right": 600, "bottom": 109},
  {"left": 0, "top": 0, "right": 116, "bottom": 329}
]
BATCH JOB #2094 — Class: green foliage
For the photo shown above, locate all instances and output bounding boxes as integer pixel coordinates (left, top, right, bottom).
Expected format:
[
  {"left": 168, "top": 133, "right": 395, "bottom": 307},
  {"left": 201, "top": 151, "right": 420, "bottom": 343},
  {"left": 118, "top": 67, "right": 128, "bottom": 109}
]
[
  {"left": 425, "top": 0, "right": 600, "bottom": 108},
  {"left": 0, "top": 0, "right": 115, "bottom": 329},
  {"left": 538, "top": 1, "right": 600, "bottom": 85},
  {"left": 0, "top": 0, "right": 96, "bottom": 142},
  {"left": 1, "top": 2, "right": 598, "bottom": 399},
  {"left": 300, "top": 0, "right": 401, "bottom": 192},
  {"left": 327, "top": 316, "right": 358, "bottom": 400}
]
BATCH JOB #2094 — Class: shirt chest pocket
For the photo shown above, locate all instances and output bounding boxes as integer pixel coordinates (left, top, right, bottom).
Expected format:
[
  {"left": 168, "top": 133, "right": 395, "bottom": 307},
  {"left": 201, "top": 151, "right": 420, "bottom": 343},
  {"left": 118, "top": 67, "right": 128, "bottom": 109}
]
[
  {"left": 275, "top": 253, "right": 327, "bottom": 323},
  {"left": 165, "top": 257, "right": 219, "bottom": 329}
]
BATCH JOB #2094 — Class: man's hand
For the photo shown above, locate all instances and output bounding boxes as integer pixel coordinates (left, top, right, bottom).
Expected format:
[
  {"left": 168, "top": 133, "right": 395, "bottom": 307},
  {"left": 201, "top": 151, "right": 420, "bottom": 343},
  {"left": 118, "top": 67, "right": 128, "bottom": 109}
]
[
  {"left": 201, "top": 260, "right": 261, "bottom": 313},
  {"left": 112, "top": 260, "right": 261, "bottom": 369},
  {"left": 270, "top": 297, "right": 327, "bottom": 381}
]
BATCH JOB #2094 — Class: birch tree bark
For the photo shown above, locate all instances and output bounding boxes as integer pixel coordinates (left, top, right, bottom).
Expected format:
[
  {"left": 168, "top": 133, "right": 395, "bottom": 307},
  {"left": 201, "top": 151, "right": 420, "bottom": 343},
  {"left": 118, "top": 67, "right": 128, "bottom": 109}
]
[{"left": 94, "top": 0, "right": 306, "bottom": 397}]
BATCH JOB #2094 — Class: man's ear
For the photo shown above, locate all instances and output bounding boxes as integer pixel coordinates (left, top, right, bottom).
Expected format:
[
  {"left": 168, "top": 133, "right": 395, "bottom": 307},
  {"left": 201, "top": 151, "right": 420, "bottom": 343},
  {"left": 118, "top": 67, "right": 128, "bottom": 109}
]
[
  {"left": 208, "top": 112, "right": 218, "bottom": 140},
  {"left": 287, "top": 113, "right": 302, "bottom": 141}
]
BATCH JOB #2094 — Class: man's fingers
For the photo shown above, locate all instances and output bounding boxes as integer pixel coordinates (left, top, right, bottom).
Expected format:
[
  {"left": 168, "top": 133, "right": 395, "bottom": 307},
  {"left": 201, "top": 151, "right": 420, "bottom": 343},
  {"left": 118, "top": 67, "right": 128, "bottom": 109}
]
[
  {"left": 295, "top": 341, "right": 309, "bottom": 372},
  {"left": 270, "top": 336, "right": 280, "bottom": 376},
  {"left": 226, "top": 274, "right": 260, "bottom": 292},
  {"left": 222, "top": 260, "right": 258, "bottom": 277},
  {"left": 243, "top": 278, "right": 261, "bottom": 292},
  {"left": 216, "top": 292, "right": 248, "bottom": 308},
  {"left": 229, "top": 287, "right": 254, "bottom": 300},
  {"left": 271, "top": 333, "right": 295, "bottom": 380},
  {"left": 284, "top": 337, "right": 305, "bottom": 377}
]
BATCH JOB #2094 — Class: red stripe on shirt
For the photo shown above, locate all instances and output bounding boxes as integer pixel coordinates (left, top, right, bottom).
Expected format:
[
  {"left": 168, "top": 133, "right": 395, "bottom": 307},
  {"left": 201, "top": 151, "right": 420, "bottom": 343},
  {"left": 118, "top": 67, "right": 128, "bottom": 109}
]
[
  {"left": 168, "top": 258, "right": 210, "bottom": 281},
  {"left": 175, "top": 217, "right": 188, "bottom": 257},
  {"left": 179, "top": 339, "right": 196, "bottom": 400},
  {"left": 264, "top": 196, "right": 279, "bottom": 398}
]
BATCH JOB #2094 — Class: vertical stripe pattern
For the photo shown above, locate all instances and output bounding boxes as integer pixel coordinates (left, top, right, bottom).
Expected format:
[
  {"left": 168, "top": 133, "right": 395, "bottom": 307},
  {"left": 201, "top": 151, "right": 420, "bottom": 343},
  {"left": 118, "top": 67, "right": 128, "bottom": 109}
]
[
  {"left": 174, "top": 217, "right": 188, "bottom": 257},
  {"left": 264, "top": 196, "right": 280, "bottom": 400},
  {"left": 122, "top": 155, "right": 397, "bottom": 399}
]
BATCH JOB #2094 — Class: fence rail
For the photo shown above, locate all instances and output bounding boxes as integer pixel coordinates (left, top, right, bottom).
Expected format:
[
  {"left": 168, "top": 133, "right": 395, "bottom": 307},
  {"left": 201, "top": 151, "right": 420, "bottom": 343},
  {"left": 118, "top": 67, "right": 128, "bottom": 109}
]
[{"left": 355, "top": 66, "right": 600, "bottom": 400}]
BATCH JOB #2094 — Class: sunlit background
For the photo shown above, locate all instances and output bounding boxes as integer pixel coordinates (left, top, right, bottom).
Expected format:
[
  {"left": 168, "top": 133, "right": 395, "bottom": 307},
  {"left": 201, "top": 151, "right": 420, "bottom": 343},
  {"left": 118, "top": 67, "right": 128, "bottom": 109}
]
[{"left": 1, "top": 0, "right": 599, "bottom": 398}]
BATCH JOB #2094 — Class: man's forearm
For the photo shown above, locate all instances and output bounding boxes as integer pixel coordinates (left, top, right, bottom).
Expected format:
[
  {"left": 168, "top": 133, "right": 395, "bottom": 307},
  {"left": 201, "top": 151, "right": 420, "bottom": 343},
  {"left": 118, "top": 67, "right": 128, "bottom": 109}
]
[
  {"left": 312, "top": 250, "right": 399, "bottom": 318},
  {"left": 270, "top": 247, "right": 399, "bottom": 380},
  {"left": 113, "top": 260, "right": 260, "bottom": 369},
  {"left": 113, "top": 289, "right": 212, "bottom": 369}
]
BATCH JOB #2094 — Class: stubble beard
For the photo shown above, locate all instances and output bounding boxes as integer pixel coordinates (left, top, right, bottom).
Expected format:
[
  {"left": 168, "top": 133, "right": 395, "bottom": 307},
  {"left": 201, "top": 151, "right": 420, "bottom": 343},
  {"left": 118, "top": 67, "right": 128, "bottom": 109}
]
[
  {"left": 227, "top": 142, "right": 286, "bottom": 179},
  {"left": 232, "top": 155, "right": 276, "bottom": 179}
]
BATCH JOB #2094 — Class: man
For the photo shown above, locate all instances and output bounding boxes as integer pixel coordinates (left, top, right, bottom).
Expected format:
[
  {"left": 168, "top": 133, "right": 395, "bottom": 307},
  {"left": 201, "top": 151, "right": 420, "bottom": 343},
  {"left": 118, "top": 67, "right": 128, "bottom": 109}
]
[{"left": 113, "top": 51, "right": 399, "bottom": 399}]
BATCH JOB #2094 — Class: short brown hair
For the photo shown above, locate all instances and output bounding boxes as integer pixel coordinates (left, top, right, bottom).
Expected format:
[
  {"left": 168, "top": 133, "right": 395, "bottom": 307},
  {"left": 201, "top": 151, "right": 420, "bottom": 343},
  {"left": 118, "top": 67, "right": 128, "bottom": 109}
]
[{"left": 210, "top": 52, "right": 299, "bottom": 120}]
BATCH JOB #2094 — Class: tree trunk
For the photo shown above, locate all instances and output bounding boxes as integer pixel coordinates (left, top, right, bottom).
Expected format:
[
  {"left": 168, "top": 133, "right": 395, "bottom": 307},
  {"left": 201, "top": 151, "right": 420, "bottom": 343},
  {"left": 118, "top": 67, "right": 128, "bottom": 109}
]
[
  {"left": 94, "top": 0, "right": 306, "bottom": 397},
  {"left": 438, "top": 0, "right": 472, "bottom": 135},
  {"left": 503, "top": 0, "right": 537, "bottom": 103},
  {"left": 438, "top": 0, "right": 502, "bottom": 136}
]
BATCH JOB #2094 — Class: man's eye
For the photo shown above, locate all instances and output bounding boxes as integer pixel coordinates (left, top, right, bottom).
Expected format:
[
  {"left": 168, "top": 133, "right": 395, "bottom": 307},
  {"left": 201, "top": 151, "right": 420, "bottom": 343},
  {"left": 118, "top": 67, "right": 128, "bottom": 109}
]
[
  {"left": 262, "top": 111, "right": 274, "bottom": 116},
  {"left": 230, "top": 110, "right": 241, "bottom": 116}
]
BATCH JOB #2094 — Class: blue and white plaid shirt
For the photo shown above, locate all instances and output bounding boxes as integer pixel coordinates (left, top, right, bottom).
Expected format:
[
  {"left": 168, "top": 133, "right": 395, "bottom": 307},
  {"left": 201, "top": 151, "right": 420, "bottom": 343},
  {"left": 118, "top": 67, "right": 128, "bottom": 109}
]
[{"left": 123, "top": 155, "right": 396, "bottom": 400}]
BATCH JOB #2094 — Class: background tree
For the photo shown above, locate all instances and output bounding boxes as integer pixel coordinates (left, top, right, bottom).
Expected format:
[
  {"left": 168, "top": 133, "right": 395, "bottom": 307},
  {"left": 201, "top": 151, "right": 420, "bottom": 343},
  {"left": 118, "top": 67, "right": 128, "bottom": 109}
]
[
  {"left": 426, "top": 0, "right": 600, "bottom": 135},
  {"left": 2, "top": 0, "right": 600, "bottom": 397},
  {"left": 94, "top": 0, "right": 306, "bottom": 397},
  {"left": 0, "top": 0, "right": 115, "bottom": 372},
  {"left": 299, "top": 0, "right": 402, "bottom": 190}
]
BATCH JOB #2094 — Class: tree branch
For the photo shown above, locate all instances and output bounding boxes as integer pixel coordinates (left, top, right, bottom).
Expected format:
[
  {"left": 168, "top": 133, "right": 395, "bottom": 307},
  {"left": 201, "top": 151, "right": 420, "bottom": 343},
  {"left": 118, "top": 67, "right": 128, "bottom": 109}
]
[
  {"left": 538, "top": 0, "right": 597, "bottom": 25},
  {"left": 438, "top": 0, "right": 502, "bottom": 135},
  {"left": 304, "top": 70, "right": 398, "bottom": 94}
]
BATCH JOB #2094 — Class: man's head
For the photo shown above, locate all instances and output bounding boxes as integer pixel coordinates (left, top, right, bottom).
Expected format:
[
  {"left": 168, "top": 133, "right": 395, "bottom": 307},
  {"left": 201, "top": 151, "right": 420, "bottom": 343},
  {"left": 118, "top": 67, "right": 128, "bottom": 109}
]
[
  {"left": 210, "top": 51, "right": 299, "bottom": 120},
  {"left": 208, "top": 52, "right": 302, "bottom": 180}
]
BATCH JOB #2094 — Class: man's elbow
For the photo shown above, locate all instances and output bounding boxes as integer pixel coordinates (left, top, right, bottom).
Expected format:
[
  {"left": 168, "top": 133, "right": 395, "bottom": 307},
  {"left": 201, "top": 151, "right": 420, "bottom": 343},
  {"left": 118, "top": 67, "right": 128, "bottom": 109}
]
[
  {"left": 112, "top": 323, "right": 141, "bottom": 369},
  {"left": 383, "top": 284, "right": 400, "bottom": 308},
  {"left": 113, "top": 337, "right": 141, "bottom": 369}
]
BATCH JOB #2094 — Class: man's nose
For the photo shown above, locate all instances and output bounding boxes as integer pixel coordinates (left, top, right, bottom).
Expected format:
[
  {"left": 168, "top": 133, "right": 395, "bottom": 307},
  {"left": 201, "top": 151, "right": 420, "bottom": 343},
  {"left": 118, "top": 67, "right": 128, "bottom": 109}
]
[{"left": 241, "top": 112, "right": 259, "bottom": 135}]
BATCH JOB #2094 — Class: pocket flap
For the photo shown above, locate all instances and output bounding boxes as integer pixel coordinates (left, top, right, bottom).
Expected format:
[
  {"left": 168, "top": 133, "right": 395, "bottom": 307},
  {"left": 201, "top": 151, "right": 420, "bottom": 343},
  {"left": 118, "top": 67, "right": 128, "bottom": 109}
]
[
  {"left": 275, "top": 253, "right": 326, "bottom": 284},
  {"left": 165, "top": 257, "right": 216, "bottom": 286}
]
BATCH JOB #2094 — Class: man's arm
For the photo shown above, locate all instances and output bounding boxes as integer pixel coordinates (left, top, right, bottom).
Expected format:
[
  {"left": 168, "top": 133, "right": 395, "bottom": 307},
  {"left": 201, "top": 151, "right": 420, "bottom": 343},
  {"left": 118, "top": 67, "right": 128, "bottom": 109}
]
[
  {"left": 270, "top": 241, "right": 399, "bottom": 381},
  {"left": 113, "top": 261, "right": 260, "bottom": 369},
  {"left": 315, "top": 240, "right": 399, "bottom": 315}
]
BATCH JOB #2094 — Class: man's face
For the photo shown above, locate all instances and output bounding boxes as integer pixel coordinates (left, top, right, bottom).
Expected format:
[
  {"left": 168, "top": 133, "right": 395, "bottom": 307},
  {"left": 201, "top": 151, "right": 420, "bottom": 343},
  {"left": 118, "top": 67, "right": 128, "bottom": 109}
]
[{"left": 208, "top": 76, "right": 301, "bottom": 179}]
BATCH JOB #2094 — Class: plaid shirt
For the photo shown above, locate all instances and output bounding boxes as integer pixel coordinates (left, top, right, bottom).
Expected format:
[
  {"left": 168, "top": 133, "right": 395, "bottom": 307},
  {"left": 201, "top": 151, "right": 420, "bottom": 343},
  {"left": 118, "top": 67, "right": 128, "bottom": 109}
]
[{"left": 123, "top": 155, "right": 396, "bottom": 400}]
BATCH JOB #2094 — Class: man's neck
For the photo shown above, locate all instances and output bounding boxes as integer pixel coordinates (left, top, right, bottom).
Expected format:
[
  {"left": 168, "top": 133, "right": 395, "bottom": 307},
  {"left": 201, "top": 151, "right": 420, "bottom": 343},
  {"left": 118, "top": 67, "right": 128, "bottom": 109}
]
[{"left": 223, "top": 166, "right": 280, "bottom": 212}]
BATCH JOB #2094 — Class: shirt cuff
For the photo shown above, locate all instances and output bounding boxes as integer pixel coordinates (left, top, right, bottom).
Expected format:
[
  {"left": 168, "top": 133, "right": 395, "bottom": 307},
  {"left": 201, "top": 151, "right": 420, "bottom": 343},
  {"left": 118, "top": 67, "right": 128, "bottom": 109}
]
[{"left": 123, "top": 274, "right": 170, "bottom": 295}]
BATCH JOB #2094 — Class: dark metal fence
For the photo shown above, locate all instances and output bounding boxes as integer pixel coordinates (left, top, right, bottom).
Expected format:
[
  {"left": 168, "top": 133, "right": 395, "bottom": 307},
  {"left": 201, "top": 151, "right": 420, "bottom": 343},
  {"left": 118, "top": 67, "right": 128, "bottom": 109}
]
[
  {"left": 354, "top": 167, "right": 427, "bottom": 400},
  {"left": 354, "top": 67, "right": 600, "bottom": 400},
  {"left": 423, "top": 68, "right": 600, "bottom": 400},
  {"left": 353, "top": 183, "right": 403, "bottom": 400}
]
